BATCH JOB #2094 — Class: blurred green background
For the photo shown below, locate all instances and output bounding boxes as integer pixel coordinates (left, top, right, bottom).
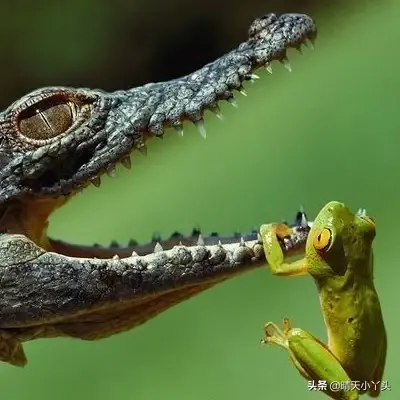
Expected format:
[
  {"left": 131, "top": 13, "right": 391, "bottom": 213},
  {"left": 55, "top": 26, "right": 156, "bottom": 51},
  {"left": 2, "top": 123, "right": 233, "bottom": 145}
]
[{"left": 0, "top": 0, "right": 398, "bottom": 399}]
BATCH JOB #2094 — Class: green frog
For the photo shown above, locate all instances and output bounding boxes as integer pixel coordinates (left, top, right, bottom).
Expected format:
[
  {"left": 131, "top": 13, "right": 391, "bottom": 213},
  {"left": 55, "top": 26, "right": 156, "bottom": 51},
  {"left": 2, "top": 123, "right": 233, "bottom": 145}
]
[{"left": 259, "top": 201, "right": 387, "bottom": 399}]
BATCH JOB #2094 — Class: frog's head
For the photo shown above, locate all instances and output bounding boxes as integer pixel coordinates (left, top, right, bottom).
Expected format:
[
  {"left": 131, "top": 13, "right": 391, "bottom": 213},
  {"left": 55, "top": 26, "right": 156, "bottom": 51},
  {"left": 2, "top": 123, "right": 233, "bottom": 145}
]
[{"left": 305, "top": 201, "right": 376, "bottom": 280}]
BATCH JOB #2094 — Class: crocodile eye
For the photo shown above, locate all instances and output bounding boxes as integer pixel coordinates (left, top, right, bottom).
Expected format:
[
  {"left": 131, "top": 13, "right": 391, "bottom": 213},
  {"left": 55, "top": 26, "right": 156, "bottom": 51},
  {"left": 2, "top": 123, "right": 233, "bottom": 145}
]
[
  {"left": 17, "top": 97, "right": 79, "bottom": 140},
  {"left": 313, "top": 228, "right": 332, "bottom": 251}
]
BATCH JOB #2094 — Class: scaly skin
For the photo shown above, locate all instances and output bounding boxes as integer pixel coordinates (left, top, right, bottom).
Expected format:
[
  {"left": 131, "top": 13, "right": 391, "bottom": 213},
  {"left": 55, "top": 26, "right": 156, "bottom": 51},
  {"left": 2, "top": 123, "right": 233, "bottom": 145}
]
[{"left": 0, "top": 13, "right": 317, "bottom": 366}]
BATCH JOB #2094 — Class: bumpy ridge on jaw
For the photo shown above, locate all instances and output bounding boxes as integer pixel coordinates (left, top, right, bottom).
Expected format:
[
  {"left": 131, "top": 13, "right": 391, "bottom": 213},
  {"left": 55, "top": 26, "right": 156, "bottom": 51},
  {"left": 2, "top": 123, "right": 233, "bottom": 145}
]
[
  {"left": 108, "top": 208, "right": 312, "bottom": 255},
  {"left": 48, "top": 208, "right": 312, "bottom": 259},
  {"left": 86, "top": 13, "right": 317, "bottom": 185}
]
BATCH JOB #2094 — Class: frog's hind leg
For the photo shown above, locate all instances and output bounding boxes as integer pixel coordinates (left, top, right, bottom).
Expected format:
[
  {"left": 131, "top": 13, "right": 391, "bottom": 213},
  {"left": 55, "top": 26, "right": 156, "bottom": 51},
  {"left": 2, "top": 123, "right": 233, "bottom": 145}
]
[
  {"left": 262, "top": 318, "right": 358, "bottom": 400},
  {"left": 262, "top": 318, "right": 310, "bottom": 380}
]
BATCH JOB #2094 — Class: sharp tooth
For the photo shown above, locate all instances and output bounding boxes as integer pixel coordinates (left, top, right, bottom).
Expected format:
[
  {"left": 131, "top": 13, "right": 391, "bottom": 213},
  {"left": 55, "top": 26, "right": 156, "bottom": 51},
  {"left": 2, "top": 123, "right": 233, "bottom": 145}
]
[
  {"left": 173, "top": 123, "right": 184, "bottom": 136},
  {"left": 218, "top": 240, "right": 222, "bottom": 246},
  {"left": 307, "top": 222, "right": 313, "bottom": 228},
  {"left": 195, "top": 120, "right": 207, "bottom": 139},
  {"left": 112, "top": 254, "right": 120, "bottom": 260},
  {"left": 131, "top": 251, "right": 138, "bottom": 257},
  {"left": 211, "top": 105, "right": 224, "bottom": 121},
  {"left": 91, "top": 177, "right": 101, "bottom": 187},
  {"left": 281, "top": 57, "right": 292, "bottom": 72},
  {"left": 239, "top": 89, "right": 247, "bottom": 96},
  {"left": 138, "top": 145, "right": 148, "bottom": 156},
  {"left": 107, "top": 168, "right": 116, "bottom": 178},
  {"left": 121, "top": 155, "right": 132, "bottom": 169},
  {"left": 307, "top": 38, "right": 315, "bottom": 50},
  {"left": 240, "top": 237, "right": 246, "bottom": 246},
  {"left": 301, "top": 213, "right": 308, "bottom": 228},
  {"left": 245, "top": 73, "right": 260, "bottom": 84},
  {"left": 265, "top": 63, "right": 273, "bottom": 74},
  {"left": 197, "top": 234, "right": 205, "bottom": 246},
  {"left": 154, "top": 242, "right": 163, "bottom": 252},
  {"left": 191, "top": 227, "right": 201, "bottom": 236},
  {"left": 257, "top": 233, "right": 262, "bottom": 243},
  {"left": 228, "top": 97, "right": 238, "bottom": 108},
  {"left": 215, "top": 111, "right": 224, "bottom": 121}
]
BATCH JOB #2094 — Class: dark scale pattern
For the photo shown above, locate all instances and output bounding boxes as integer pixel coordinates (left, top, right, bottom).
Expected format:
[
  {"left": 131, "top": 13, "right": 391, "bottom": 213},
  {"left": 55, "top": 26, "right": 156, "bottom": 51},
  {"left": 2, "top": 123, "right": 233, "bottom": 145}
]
[{"left": 0, "top": 13, "right": 316, "bottom": 202}]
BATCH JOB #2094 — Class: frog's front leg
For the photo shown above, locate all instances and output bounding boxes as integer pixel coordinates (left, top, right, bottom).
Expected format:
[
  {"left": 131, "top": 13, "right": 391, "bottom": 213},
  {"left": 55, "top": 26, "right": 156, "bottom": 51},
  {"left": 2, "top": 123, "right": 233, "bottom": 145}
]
[
  {"left": 262, "top": 319, "right": 359, "bottom": 400},
  {"left": 260, "top": 224, "right": 308, "bottom": 276}
]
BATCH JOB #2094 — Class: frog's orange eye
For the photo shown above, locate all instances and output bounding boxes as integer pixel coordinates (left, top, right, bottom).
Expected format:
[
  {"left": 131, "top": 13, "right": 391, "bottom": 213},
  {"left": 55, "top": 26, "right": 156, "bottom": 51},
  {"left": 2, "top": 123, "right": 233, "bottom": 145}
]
[{"left": 313, "top": 228, "right": 332, "bottom": 251}]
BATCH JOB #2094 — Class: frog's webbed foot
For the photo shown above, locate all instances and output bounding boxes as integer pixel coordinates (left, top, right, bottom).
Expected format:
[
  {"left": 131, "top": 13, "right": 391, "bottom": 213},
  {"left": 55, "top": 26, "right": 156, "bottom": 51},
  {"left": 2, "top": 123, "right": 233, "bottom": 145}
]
[
  {"left": 0, "top": 331, "right": 27, "bottom": 367},
  {"left": 260, "top": 224, "right": 308, "bottom": 276},
  {"left": 261, "top": 319, "right": 359, "bottom": 400},
  {"left": 261, "top": 318, "right": 292, "bottom": 348},
  {"left": 261, "top": 318, "right": 312, "bottom": 380}
]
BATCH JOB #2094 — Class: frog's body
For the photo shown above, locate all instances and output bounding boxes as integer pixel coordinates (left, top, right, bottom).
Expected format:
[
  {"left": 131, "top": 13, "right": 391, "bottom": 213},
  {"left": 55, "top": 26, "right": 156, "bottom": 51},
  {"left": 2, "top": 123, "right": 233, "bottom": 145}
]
[
  {"left": 260, "top": 201, "right": 387, "bottom": 400},
  {"left": 319, "top": 266, "right": 385, "bottom": 386}
]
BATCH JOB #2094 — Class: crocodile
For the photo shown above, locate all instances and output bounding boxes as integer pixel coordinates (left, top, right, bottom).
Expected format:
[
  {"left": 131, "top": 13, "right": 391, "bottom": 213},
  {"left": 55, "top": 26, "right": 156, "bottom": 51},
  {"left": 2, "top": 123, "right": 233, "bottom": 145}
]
[{"left": 0, "top": 13, "right": 317, "bottom": 366}]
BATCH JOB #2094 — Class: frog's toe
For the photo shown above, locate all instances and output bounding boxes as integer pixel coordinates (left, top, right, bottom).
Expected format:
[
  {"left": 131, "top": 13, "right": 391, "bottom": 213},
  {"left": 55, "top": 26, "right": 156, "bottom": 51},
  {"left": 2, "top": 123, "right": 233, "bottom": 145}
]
[
  {"left": 282, "top": 317, "right": 292, "bottom": 334},
  {"left": 261, "top": 321, "right": 289, "bottom": 348}
]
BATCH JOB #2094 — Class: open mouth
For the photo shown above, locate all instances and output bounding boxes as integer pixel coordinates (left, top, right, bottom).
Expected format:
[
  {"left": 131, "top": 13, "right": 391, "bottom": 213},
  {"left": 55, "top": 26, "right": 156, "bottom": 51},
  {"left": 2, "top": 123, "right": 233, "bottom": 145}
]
[
  {"left": 0, "top": 13, "right": 316, "bottom": 260},
  {"left": 0, "top": 13, "right": 321, "bottom": 370}
]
